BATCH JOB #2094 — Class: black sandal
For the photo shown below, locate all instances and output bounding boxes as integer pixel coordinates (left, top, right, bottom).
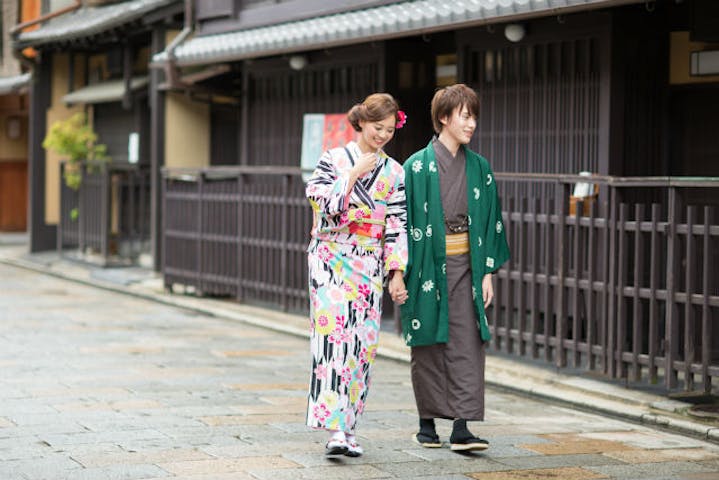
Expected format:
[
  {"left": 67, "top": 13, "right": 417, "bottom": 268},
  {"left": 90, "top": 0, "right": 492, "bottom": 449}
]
[
  {"left": 413, "top": 432, "right": 442, "bottom": 448},
  {"left": 449, "top": 436, "right": 489, "bottom": 451}
]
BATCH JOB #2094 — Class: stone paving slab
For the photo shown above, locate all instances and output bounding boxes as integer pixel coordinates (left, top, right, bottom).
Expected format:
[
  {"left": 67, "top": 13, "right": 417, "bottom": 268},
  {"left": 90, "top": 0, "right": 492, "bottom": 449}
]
[
  {"left": 587, "top": 460, "right": 717, "bottom": 478},
  {"left": 64, "top": 464, "right": 172, "bottom": 480},
  {"left": 2, "top": 263, "right": 719, "bottom": 479},
  {"left": 467, "top": 466, "right": 608, "bottom": 479}
]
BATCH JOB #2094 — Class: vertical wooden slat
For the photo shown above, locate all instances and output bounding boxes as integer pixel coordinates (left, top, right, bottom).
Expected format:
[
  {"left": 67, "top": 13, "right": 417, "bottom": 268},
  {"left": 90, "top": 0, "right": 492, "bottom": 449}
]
[
  {"left": 616, "top": 203, "right": 628, "bottom": 380},
  {"left": 281, "top": 175, "right": 290, "bottom": 311},
  {"left": 530, "top": 197, "right": 540, "bottom": 358},
  {"left": 101, "top": 167, "right": 110, "bottom": 260},
  {"left": 684, "top": 205, "right": 696, "bottom": 391},
  {"left": 236, "top": 173, "right": 244, "bottom": 302},
  {"left": 572, "top": 195, "right": 581, "bottom": 367},
  {"left": 556, "top": 180, "right": 567, "bottom": 369},
  {"left": 632, "top": 204, "right": 645, "bottom": 382},
  {"left": 606, "top": 186, "right": 617, "bottom": 377},
  {"left": 665, "top": 187, "right": 679, "bottom": 389},
  {"left": 702, "top": 206, "right": 712, "bottom": 393},
  {"left": 648, "top": 203, "right": 660, "bottom": 382},
  {"left": 587, "top": 200, "right": 596, "bottom": 370},
  {"left": 543, "top": 197, "right": 554, "bottom": 362},
  {"left": 505, "top": 197, "right": 514, "bottom": 354},
  {"left": 161, "top": 174, "right": 167, "bottom": 287},
  {"left": 518, "top": 197, "right": 527, "bottom": 356},
  {"left": 197, "top": 172, "right": 204, "bottom": 294},
  {"left": 79, "top": 167, "right": 86, "bottom": 254}
]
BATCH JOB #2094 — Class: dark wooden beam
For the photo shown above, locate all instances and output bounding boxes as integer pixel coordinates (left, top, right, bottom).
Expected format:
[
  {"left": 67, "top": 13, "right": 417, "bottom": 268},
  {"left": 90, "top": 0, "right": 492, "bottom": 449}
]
[
  {"left": 150, "top": 27, "right": 166, "bottom": 272},
  {"left": 28, "top": 54, "right": 56, "bottom": 252}
]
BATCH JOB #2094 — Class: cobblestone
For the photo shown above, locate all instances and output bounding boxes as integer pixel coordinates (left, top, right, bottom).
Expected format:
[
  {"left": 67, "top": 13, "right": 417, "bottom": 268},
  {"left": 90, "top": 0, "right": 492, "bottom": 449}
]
[{"left": 1, "top": 262, "right": 719, "bottom": 479}]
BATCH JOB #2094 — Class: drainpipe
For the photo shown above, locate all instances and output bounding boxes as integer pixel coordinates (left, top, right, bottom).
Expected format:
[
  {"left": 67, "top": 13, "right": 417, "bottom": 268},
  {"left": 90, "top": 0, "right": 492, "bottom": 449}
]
[
  {"left": 10, "top": 0, "right": 83, "bottom": 69},
  {"left": 163, "top": 0, "right": 193, "bottom": 89}
]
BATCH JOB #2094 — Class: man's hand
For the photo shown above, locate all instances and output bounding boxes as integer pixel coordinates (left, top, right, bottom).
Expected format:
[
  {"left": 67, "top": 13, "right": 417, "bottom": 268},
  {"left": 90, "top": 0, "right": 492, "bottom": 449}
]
[
  {"left": 388, "top": 270, "right": 408, "bottom": 305},
  {"left": 482, "top": 273, "right": 494, "bottom": 308}
]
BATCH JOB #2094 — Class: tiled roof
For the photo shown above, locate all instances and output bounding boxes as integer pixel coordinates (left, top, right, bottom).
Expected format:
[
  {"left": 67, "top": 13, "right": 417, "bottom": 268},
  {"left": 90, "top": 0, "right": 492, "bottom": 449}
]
[
  {"left": 62, "top": 76, "right": 149, "bottom": 104},
  {"left": 154, "top": 0, "right": 638, "bottom": 67},
  {"left": 0, "top": 73, "right": 31, "bottom": 95},
  {"left": 16, "top": 0, "right": 179, "bottom": 48}
]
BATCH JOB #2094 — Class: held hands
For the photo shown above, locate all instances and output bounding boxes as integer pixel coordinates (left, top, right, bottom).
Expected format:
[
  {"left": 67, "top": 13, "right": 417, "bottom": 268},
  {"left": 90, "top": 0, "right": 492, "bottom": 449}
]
[
  {"left": 388, "top": 270, "right": 408, "bottom": 305},
  {"left": 482, "top": 273, "right": 494, "bottom": 308}
]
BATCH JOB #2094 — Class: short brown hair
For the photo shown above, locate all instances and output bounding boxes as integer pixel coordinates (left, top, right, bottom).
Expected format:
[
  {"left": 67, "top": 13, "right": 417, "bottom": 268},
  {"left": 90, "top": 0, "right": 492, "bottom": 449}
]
[
  {"left": 430, "top": 84, "right": 479, "bottom": 134},
  {"left": 347, "top": 93, "right": 400, "bottom": 132}
]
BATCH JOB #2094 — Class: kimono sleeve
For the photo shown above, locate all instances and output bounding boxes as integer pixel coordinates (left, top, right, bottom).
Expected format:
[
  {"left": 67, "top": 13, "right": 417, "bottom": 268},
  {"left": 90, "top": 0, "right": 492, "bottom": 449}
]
[
  {"left": 382, "top": 165, "right": 408, "bottom": 273},
  {"left": 305, "top": 150, "right": 351, "bottom": 218},
  {"left": 402, "top": 158, "right": 415, "bottom": 277},
  {"left": 482, "top": 163, "right": 511, "bottom": 275}
]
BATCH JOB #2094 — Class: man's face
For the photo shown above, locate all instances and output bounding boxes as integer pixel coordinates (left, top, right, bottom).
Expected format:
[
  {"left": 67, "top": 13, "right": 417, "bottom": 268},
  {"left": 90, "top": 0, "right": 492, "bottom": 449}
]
[{"left": 441, "top": 105, "right": 477, "bottom": 145}]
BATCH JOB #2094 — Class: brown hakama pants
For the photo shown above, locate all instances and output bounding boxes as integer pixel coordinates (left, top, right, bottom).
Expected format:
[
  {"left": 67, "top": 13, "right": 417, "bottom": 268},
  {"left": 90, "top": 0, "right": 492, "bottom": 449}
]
[{"left": 410, "top": 252, "right": 486, "bottom": 421}]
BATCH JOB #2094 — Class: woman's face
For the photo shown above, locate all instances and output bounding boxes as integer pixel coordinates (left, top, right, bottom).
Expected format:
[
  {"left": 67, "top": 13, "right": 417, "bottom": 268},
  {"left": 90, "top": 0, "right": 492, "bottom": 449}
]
[{"left": 359, "top": 114, "right": 396, "bottom": 151}]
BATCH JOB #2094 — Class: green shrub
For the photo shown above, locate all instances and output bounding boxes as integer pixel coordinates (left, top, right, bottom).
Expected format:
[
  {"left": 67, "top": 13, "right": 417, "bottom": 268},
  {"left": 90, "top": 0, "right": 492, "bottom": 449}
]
[{"left": 42, "top": 112, "right": 109, "bottom": 190}]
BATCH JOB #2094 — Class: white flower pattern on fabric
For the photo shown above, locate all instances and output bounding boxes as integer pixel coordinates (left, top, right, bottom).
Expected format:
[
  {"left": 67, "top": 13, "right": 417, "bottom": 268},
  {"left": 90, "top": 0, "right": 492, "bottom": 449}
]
[
  {"left": 412, "top": 228, "right": 423, "bottom": 241},
  {"left": 428, "top": 161, "right": 436, "bottom": 172},
  {"left": 472, "top": 286, "right": 477, "bottom": 300},
  {"left": 474, "top": 187, "right": 480, "bottom": 200},
  {"left": 487, "top": 173, "right": 493, "bottom": 185},
  {"left": 496, "top": 221, "right": 503, "bottom": 233},
  {"left": 441, "top": 263, "right": 446, "bottom": 275},
  {"left": 412, "top": 160, "right": 423, "bottom": 173},
  {"left": 425, "top": 224, "right": 432, "bottom": 237},
  {"left": 424, "top": 202, "right": 428, "bottom": 213},
  {"left": 422, "top": 280, "right": 434, "bottom": 292},
  {"left": 411, "top": 319, "right": 421, "bottom": 330},
  {"left": 486, "top": 257, "right": 495, "bottom": 268},
  {"left": 478, "top": 236, "right": 482, "bottom": 247}
]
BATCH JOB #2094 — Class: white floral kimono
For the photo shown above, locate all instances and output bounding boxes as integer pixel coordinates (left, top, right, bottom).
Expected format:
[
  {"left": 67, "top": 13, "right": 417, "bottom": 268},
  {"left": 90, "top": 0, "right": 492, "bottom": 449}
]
[{"left": 305, "top": 141, "right": 408, "bottom": 433}]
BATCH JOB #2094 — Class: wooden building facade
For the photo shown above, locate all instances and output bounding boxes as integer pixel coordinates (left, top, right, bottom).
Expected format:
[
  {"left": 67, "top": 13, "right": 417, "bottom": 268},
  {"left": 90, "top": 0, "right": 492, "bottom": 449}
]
[
  {"left": 12, "top": 0, "right": 719, "bottom": 392},
  {"left": 13, "top": 0, "right": 183, "bottom": 262},
  {"left": 154, "top": 0, "right": 719, "bottom": 393},
  {"left": 0, "top": 0, "right": 30, "bottom": 232}
]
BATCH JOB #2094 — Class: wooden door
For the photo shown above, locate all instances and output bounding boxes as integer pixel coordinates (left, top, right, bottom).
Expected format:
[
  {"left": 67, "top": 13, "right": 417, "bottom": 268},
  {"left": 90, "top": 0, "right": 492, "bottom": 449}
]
[{"left": 0, "top": 161, "right": 28, "bottom": 231}]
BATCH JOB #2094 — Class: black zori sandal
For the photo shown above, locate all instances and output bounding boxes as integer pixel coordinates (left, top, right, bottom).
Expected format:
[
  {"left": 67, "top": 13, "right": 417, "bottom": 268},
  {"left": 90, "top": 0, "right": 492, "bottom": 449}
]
[
  {"left": 450, "top": 419, "right": 489, "bottom": 452},
  {"left": 449, "top": 436, "right": 489, "bottom": 451},
  {"left": 414, "top": 418, "right": 442, "bottom": 448},
  {"left": 414, "top": 432, "right": 442, "bottom": 448}
]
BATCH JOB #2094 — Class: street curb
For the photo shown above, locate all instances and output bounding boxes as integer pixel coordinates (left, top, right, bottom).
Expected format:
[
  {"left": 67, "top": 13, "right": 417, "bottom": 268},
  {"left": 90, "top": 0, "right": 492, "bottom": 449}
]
[{"left": 2, "top": 253, "right": 718, "bottom": 445}]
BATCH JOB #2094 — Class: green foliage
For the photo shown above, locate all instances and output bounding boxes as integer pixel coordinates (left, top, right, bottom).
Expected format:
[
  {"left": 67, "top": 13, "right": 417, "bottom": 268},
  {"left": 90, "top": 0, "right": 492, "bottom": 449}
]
[{"left": 42, "top": 113, "right": 110, "bottom": 190}]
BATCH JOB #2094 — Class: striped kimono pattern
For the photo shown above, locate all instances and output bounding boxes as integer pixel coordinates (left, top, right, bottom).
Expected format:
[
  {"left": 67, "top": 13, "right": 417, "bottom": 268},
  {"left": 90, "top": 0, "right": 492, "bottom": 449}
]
[{"left": 305, "top": 141, "right": 408, "bottom": 433}]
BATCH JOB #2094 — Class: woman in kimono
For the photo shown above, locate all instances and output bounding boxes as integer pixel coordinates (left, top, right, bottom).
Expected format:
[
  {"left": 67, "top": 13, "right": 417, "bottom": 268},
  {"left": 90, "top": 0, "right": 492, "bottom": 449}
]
[{"left": 305, "top": 93, "right": 409, "bottom": 457}]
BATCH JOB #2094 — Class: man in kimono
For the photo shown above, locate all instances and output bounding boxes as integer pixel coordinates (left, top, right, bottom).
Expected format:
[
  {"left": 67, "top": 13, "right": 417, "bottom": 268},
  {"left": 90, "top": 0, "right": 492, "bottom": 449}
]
[{"left": 401, "top": 84, "right": 510, "bottom": 452}]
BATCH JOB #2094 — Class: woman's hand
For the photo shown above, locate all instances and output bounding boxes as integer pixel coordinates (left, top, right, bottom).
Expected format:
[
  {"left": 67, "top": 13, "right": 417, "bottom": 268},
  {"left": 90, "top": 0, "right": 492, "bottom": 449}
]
[
  {"left": 351, "top": 152, "right": 378, "bottom": 180},
  {"left": 482, "top": 273, "right": 494, "bottom": 308},
  {"left": 388, "top": 270, "right": 408, "bottom": 305}
]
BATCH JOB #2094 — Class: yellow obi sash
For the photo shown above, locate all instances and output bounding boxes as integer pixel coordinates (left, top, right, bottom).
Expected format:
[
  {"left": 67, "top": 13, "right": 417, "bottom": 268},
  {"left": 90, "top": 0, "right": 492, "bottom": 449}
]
[{"left": 446, "top": 232, "right": 470, "bottom": 256}]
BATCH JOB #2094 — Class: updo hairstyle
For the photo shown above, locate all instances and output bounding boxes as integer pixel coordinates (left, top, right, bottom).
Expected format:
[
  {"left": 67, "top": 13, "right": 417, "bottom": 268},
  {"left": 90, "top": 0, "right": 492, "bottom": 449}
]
[{"left": 347, "top": 93, "right": 400, "bottom": 132}]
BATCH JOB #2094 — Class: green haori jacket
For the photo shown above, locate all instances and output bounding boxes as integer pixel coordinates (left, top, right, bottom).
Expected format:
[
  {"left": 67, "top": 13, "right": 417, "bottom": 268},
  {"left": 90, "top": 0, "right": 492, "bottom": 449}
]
[{"left": 400, "top": 142, "right": 510, "bottom": 347}]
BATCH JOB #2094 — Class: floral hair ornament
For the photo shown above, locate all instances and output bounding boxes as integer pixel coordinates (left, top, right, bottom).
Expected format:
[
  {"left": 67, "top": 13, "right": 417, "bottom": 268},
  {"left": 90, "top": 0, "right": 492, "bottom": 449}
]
[{"left": 396, "top": 110, "right": 407, "bottom": 129}]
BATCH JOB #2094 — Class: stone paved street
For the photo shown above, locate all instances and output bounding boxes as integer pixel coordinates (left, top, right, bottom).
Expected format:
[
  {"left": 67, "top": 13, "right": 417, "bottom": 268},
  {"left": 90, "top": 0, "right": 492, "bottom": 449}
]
[{"left": 1, "top": 263, "right": 719, "bottom": 480}]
